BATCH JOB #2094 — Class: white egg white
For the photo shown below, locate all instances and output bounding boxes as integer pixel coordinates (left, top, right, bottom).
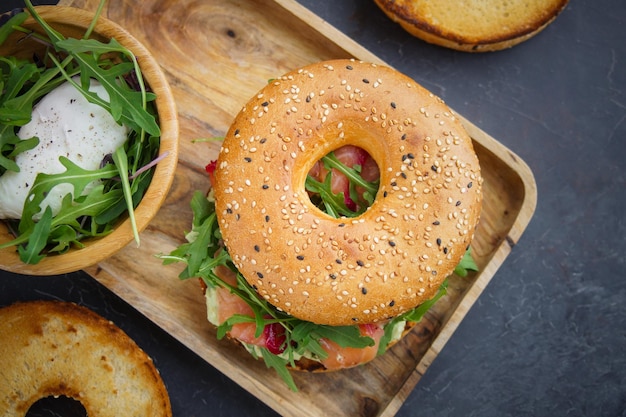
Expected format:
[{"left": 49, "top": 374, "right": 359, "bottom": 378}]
[{"left": 0, "top": 77, "right": 128, "bottom": 219}]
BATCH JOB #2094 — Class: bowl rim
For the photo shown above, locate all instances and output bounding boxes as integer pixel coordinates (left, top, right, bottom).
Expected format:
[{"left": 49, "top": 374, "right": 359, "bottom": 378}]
[{"left": 0, "top": 6, "right": 179, "bottom": 275}]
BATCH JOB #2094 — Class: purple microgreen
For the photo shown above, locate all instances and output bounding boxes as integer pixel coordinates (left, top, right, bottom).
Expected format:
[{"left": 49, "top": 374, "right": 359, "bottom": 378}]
[{"left": 128, "top": 151, "right": 168, "bottom": 180}]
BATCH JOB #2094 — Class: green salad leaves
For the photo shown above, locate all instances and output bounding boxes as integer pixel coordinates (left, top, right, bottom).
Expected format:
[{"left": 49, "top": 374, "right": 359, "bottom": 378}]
[{"left": 0, "top": 0, "right": 161, "bottom": 263}]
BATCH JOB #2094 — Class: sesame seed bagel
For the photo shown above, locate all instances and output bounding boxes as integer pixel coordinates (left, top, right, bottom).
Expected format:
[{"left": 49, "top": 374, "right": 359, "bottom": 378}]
[
  {"left": 0, "top": 300, "right": 172, "bottom": 417},
  {"left": 214, "top": 59, "right": 482, "bottom": 326},
  {"left": 373, "top": 0, "right": 569, "bottom": 52}
]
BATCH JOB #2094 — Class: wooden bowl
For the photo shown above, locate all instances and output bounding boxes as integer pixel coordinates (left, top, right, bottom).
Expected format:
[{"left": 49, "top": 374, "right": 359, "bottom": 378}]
[{"left": 0, "top": 6, "right": 179, "bottom": 275}]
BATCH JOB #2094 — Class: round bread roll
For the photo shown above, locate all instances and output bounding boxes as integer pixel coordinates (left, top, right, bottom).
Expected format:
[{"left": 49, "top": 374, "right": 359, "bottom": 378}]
[
  {"left": 214, "top": 59, "right": 482, "bottom": 326},
  {"left": 0, "top": 300, "right": 172, "bottom": 417},
  {"left": 373, "top": 0, "right": 569, "bottom": 52}
]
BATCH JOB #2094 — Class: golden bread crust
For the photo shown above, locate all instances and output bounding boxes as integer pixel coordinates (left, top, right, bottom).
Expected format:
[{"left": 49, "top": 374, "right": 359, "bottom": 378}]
[
  {"left": 0, "top": 300, "right": 172, "bottom": 417},
  {"left": 373, "top": 0, "right": 569, "bottom": 51},
  {"left": 214, "top": 60, "right": 482, "bottom": 326}
]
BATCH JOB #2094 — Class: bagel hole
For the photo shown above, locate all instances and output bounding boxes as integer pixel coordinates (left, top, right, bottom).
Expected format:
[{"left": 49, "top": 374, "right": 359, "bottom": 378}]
[
  {"left": 306, "top": 145, "right": 380, "bottom": 218},
  {"left": 26, "top": 395, "right": 87, "bottom": 417}
]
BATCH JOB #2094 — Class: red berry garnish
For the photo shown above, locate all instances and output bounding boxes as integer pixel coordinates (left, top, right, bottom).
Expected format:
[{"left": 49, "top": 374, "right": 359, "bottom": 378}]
[
  {"left": 205, "top": 160, "right": 217, "bottom": 186},
  {"left": 263, "top": 322, "right": 287, "bottom": 355}
]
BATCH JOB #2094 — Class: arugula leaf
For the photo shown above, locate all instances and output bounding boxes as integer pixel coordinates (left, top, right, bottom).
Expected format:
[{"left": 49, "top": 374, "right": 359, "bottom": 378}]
[
  {"left": 305, "top": 173, "right": 350, "bottom": 217},
  {"left": 17, "top": 157, "right": 117, "bottom": 233},
  {"left": 112, "top": 147, "right": 139, "bottom": 245},
  {"left": 49, "top": 47, "right": 159, "bottom": 136},
  {"left": 290, "top": 322, "right": 328, "bottom": 359},
  {"left": 94, "top": 168, "right": 151, "bottom": 225},
  {"left": 48, "top": 223, "right": 83, "bottom": 253},
  {"left": 403, "top": 280, "right": 450, "bottom": 323},
  {"left": 0, "top": 57, "right": 67, "bottom": 128},
  {"left": 0, "top": 133, "right": 37, "bottom": 174},
  {"left": 0, "top": 59, "right": 39, "bottom": 109},
  {"left": 454, "top": 247, "right": 479, "bottom": 277},
  {"left": 216, "top": 314, "right": 254, "bottom": 339},
  {"left": 377, "top": 279, "right": 450, "bottom": 356},
  {"left": 309, "top": 324, "right": 374, "bottom": 349},
  {"left": 260, "top": 348, "right": 298, "bottom": 392},
  {"left": 51, "top": 185, "right": 122, "bottom": 230},
  {"left": 17, "top": 205, "right": 52, "bottom": 264},
  {"left": 0, "top": 12, "right": 28, "bottom": 46},
  {"left": 0, "top": 56, "right": 63, "bottom": 173}
]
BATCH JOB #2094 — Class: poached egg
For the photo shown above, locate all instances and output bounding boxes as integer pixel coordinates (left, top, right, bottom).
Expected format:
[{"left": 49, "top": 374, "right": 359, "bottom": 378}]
[{"left": 0, "top": 78, "right": 128, "bottom": 219}]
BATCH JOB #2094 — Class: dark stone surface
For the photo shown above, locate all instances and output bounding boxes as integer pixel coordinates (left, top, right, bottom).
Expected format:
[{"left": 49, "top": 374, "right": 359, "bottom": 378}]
[{"left": 3, "top": 0, "right": 625, "bottom": 416}]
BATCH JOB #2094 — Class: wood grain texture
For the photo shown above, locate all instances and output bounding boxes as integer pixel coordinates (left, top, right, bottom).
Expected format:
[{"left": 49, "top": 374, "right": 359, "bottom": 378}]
[{"left": 59, "top": 0, "right": 537, "bottom": 416}]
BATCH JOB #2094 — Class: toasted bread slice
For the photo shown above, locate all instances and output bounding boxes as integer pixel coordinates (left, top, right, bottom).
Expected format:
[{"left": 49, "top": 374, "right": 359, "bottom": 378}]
[
  {"left": 374, "top": 0, "right": 569, "bottom": 52},
  {"left": 0, "top": 300, "right": 172, "bottom": 417}
]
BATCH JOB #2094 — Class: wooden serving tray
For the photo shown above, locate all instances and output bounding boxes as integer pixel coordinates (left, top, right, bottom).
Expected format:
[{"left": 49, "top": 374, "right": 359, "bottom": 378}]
[{"left": 59, "top": 0, "right": 538, "bottom": 415}]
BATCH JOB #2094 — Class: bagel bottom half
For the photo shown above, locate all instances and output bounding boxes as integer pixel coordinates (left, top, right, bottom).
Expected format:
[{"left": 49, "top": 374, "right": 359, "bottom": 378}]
[
  {"left": 0, "top": 300, "right": 172, "bottom": 417},
  {"left": 200, "top": 269, "right": 438, "bottom": 373}
]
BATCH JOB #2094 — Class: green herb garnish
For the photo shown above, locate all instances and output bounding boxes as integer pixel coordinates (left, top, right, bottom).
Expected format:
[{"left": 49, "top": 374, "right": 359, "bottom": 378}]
[
  {"left": 454, "top": 246, "right": 479, "bottom": 277},
  {"left": 0, "top": 0, "right": 161, "bottom": 263}
]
